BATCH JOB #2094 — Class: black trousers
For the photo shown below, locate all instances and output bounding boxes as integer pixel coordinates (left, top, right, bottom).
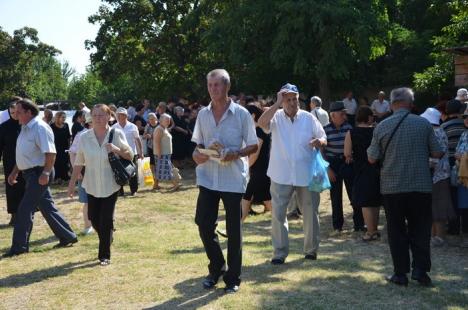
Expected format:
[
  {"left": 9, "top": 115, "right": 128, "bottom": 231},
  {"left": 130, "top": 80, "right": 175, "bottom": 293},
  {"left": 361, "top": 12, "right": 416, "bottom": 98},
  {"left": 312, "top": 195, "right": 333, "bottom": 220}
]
[
  {"left": 3, "top": 166, "right": 25, "bottom": 214},
  {"left": 195, "top": 186, "right": 243, "bottom": 286},
  {"left": 329, "top": 157, "right": 363, "bottom": 230},
  {"left": 87, "top": 191, "right": 118, "bottom": 260},
  {"left": 383, "top": 192, "right": 432, "bottom": 275}
]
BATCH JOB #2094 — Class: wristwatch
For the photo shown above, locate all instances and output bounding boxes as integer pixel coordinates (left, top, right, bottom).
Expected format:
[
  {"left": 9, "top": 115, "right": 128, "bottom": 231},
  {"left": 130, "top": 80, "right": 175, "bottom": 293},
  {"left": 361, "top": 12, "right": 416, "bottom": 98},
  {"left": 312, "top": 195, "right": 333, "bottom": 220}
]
[{"left": 41, "top": 171, "right": 51, "bottom": 176}]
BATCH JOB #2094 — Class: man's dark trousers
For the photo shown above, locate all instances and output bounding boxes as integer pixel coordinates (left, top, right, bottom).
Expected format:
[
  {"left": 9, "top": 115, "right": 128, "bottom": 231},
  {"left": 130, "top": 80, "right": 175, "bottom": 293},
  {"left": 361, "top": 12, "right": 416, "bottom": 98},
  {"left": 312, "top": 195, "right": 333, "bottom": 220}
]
[
  {"left": 195, "top": 186, "right": 242, "bottom": 286},
  {"left": 328, "top": 157, "right": 363, "bottom": 230},
  {"left": 383, "top": 192, "right": 432, "bottom": 275},
  {"left": 11, "top": 167, "right": 76, "bottom": 253}
]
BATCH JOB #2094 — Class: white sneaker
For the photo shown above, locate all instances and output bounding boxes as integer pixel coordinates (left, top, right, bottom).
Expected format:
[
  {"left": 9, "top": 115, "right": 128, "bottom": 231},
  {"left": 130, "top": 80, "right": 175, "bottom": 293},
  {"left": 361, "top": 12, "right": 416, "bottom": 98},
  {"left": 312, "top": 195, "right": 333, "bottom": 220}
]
[{"left": 82, "top": 226, "right": 94, "bottom": 235}]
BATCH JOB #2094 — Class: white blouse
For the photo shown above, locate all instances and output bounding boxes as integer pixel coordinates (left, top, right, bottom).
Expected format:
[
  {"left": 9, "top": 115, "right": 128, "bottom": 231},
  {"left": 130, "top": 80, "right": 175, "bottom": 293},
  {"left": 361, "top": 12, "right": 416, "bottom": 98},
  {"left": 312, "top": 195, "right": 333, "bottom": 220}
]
[{"left": 74, "top": 128, "right": 133, "bottom": 198}]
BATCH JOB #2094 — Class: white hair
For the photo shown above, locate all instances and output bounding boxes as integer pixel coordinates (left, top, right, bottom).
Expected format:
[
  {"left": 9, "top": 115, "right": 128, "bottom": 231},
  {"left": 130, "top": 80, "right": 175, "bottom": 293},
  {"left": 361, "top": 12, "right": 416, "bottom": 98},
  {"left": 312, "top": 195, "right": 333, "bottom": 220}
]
[
  {"left": 390, "top": 87, "right": 414, "bottom": 104},
  {"left": 206, "top": 69, "right": 231, "bottom": 85},
  {"left": 159, "top": 113, "right": 172, "bottom": 122}
]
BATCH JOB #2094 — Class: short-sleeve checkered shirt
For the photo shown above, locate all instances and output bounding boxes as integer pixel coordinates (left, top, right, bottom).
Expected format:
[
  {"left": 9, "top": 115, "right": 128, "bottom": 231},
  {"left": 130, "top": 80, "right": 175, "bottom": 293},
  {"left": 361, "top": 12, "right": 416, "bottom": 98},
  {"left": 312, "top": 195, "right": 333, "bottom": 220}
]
[{"left": 367, "top": 109, "right": 442, "bottom": 194}]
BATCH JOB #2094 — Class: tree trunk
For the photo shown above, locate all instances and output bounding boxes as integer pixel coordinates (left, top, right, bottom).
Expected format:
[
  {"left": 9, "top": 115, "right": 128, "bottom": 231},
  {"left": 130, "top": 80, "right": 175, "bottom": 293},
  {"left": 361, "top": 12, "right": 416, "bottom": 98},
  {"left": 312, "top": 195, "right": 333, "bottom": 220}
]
[{"left": 319, "top": 76, "right": 331, "bottom": 110}]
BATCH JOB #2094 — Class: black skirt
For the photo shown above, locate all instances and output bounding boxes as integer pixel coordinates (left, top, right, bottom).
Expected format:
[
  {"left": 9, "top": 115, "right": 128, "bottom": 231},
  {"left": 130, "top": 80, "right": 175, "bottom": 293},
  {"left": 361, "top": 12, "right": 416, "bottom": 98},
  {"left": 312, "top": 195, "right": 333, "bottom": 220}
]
[{"left": 352, "top": 164, "right": 382, "bottom": 207}]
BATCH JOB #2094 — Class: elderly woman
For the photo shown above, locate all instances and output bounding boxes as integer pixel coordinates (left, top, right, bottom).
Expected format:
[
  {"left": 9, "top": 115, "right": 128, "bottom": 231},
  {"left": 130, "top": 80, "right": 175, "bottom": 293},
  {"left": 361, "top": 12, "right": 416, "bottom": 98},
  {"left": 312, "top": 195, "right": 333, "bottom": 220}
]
[
  {"left": 153, "top": 113, "right": 180, "bottom": 190},
  {"left": 69, "top": 113, "right": 94, "bottom": 235},
  {"left": 171, "top": 106, "right": 190, "bottom": 167},
  {"left": 455, "top": 109, "right": 468, "bottom": 247},
  {"left": 143, "top": 113, "right": 158, "bottom": 187},
  {"left": 67, "top": 104, "right": 133, "bottom": 266},
  {"left": 50, "top": 111, "right": 71, "bottom": 182},
  {"left": 344, "top": 106, "right": 381, "bottom": 241}
]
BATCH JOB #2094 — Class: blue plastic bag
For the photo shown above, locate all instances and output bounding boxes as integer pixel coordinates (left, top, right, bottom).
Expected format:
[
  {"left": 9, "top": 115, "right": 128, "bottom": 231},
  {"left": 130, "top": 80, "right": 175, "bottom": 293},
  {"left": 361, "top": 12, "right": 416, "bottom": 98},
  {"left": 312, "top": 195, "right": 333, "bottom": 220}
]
[{"left": 308, "top": 148, "right": 331, "bottom": 192}]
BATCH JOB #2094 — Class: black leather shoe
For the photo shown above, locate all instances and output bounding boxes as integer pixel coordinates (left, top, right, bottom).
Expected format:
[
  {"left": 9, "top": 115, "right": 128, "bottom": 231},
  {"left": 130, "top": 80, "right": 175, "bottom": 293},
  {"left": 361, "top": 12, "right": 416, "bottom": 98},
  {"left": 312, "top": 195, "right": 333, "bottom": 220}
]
[
  {"left": 2, "top": 250, "right": 27, "bottom": 258},
  {"left": 224, "top": 284, "right": 239, "bottom": 294},
  {"left": 202, "top": 272, "right": 224, "bottom": 289},
  {"left": 411, "top": 270, "right": 432, "bottom": 287},
  {"left": 53, "top": 237, "right": 78, "bottom": 249},
  {"left": 271, "top": 258, "right": 285, "bottom": 265},
  {"left": 385, "top": 274, "right": 408, "bottom": 286},
  {"left": 305, "top": 253, "right": 317, "bottom": 260}
]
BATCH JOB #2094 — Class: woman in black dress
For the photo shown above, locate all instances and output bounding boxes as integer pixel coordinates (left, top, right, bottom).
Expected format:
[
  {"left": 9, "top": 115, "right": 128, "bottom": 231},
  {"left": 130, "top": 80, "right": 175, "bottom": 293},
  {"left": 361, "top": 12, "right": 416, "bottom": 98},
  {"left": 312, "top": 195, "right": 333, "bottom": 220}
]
[
  {"left": 0, "top": 101, "right": 26, "bottom": 226},
  {"left": 344, "top": 106, "right": 381, "bottom": 241},
  {"left": 71, "top": 110, "right": 85, "bottom": 142},
  {"left": 171, "top": 106, "right": 190, "bottom": 167},
  {"left": 50, "top": 111, "right": 71, "bottom": 182},
  {"left": 242, "top": 104, "right": 272, "bottom": 221}
]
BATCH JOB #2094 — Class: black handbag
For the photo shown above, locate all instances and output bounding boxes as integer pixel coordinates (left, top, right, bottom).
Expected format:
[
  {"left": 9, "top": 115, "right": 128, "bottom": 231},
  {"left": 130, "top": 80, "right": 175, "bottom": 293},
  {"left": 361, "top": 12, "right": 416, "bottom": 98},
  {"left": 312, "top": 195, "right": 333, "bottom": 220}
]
[{"left": 108, "top": 128, "right": 136, "bottom": 186}]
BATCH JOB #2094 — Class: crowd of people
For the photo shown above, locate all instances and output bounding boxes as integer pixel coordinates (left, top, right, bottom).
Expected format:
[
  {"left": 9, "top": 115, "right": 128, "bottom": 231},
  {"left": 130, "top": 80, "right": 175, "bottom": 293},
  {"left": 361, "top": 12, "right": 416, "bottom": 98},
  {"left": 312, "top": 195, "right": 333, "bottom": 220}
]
[{"left": 0, "top": 69, "right": 467, "bottom": 294}]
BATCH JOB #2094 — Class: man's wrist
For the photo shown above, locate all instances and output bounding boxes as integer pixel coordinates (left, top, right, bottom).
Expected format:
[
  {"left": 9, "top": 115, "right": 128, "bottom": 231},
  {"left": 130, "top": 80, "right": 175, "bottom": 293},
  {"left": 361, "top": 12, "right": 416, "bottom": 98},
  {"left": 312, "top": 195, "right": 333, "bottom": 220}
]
[{"left": 41, "top": 170, "right": 51, "bottom": 176}]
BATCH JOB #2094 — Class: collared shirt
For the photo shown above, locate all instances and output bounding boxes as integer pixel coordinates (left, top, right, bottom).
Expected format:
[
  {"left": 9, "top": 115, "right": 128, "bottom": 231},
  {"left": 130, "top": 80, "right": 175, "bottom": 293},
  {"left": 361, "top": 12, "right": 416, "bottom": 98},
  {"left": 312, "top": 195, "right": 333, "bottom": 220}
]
[
  {"left": 191, "top": 100, "right": 258, "bottom": 193},
  {"left": 267, "top": 109, "right": 326, "bottom": 187},
  {"left": 16, "top": 117, "right": 56, "bottom": 170},
  {"left": 367, "top": 109, "right": 442, "bottom": 194},
  {"left": 343, "top": 98, "right": 357, "bottom": 115},
  {"left": 371, "top": 99, "right": 390, "bottom": 114},
  {"left": 432, "top": 127, "right": 450, "bottom": 184},
  {"left": 74, "top": 128, "right": 133, "bottom": 197},
  {"left": 311, "top": 107, "right": 329, "bottom": 127},
  {"left": 441, "top": 117, "right": 465, "bottom": 166},
  {"left": 323, "top": 122, "right": 353, "bottom": 158},
  {"left": 112, "top": 121, "right": 139, "bottom": 154}
]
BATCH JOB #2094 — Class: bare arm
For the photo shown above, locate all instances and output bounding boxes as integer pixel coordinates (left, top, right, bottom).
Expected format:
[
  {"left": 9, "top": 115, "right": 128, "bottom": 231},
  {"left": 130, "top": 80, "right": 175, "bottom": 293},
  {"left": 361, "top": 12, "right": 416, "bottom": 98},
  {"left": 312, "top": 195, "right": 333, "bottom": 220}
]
[
  {"left": 135, "top": 136, "right": 143, "bottom": 159},
  {"left": 344, "top": 131, "right": 353, "bottom": 163},
  {"left": 248, "top": 138, "right": 263, "bottom": 167},
  {"left": 153, "top": 128, "right": 162, "bottom": 158},
  {"left": 67, "top": 165, "right": 85, "bottom": 197},
  {"left": 38, "top": 153, "right": 56, "bottom": 185},
  {"left": 258, "top": 91, "right": 284, "bottom": 131}
]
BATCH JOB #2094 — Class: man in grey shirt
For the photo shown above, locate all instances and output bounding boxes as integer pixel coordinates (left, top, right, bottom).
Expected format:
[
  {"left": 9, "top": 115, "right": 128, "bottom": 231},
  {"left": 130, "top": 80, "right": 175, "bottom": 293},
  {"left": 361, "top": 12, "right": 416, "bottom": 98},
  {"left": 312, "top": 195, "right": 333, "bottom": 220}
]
[
  {"left": 2, "top": 99, "right": 77, "bottom": 258},
  {"left": 368, "top": 88, "right": 442, "bottom": 287},
  {"left": 192, "top": 69, "right": 258, "bottom": 293}
]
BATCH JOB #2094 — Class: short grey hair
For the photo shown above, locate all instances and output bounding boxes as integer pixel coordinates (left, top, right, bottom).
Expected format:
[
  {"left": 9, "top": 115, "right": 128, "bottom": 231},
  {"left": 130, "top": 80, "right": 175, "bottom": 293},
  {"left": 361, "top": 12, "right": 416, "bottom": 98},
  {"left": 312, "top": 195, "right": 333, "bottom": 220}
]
[
  {"left": 390, "top": 87, "right": 414, "bottom": 104},
  {"left": 159, "top": 113, "right": 172, "bottom": 122},
  {"left": 206, "top": 69, "right": 231, "bottom": 85},
  {"left": 310, "top": 96, "right": 322, "bottom": 107}
]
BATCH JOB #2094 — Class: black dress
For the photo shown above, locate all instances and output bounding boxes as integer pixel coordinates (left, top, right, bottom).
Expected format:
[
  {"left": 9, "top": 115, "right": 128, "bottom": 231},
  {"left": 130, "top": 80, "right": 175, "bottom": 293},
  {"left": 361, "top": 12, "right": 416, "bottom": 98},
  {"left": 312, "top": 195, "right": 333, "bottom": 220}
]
[
  {"left": 350, "top": 127, "right": 381, "bottom": 207},
  {"left": 243, "top": 127, "right": 271, "bottom": 203},
  {"left": 172, "top": 115, "right": 189, "bottom": 160},
  {"left": 50, "top": 123, "right": 71, "bottom": 181},
  {"left": 0, "top": 118, "right": 25, "bottom": 214},
  {"left": 71, "top": 121, "right": 84, "bottom": 142}
]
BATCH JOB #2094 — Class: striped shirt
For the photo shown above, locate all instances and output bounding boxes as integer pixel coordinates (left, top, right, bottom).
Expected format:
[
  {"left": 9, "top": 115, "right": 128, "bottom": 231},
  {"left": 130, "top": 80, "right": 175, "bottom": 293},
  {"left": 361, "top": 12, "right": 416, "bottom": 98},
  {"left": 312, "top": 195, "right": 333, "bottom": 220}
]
[
  {"left": 323, "top": 122, "right": 353, "bottom": 158},
  {"left": 441, "top": 117, "right": 465, "bottom": 166}
]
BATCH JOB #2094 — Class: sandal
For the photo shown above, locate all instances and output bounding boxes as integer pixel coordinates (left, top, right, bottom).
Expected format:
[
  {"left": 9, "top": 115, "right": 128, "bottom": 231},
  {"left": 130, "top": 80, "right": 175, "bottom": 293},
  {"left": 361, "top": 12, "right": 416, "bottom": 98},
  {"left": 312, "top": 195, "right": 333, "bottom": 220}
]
[{"left": 362, "top": 232, "right": 380, "bottom": 242}]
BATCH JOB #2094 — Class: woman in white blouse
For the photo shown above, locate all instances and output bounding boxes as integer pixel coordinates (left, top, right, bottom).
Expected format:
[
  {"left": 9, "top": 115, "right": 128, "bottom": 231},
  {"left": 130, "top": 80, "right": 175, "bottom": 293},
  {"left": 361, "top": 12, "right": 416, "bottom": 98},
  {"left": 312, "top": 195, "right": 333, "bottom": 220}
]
[{"left": 67, "top": 104, "right": 133, "bottom": 266}]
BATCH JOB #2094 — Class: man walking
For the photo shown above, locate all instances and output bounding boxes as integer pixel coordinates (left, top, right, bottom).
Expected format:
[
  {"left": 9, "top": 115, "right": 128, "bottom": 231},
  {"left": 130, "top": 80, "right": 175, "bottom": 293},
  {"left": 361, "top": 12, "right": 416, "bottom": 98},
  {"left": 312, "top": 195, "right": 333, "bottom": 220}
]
[
  {"left": 3, "top": 99, "right": 77, "bottom": 257},
  {"left": 192, "top": 69, "right": 258, "bottom": 293},
  {"left": 258, "top": 83, "right": 327, "bottom": 264},
  {"left": 368, "top": 87, "right": 443, "bottom": 286}
]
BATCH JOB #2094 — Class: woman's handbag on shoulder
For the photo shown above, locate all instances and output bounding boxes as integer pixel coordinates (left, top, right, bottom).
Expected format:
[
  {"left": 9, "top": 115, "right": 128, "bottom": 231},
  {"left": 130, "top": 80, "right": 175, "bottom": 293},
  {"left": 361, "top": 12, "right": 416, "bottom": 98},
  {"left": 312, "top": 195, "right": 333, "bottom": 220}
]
[{"left": 108, "top": 128, "right": 136, "bottom": 186}]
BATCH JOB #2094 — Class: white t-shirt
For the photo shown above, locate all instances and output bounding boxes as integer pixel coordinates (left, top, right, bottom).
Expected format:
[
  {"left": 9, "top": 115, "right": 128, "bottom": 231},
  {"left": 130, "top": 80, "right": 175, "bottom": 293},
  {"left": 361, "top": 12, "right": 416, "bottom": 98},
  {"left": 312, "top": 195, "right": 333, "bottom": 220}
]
[
  {"left": 342, "top": 98, "right": 357, "bottom": 115},
  {"left": 311, "top": 107, "right": 329, "bottom": 127},
  {"left": 112, "top": 121, "right": 139, "bottom": 154},
  {"left": 371, "top": 99, "right": 390, "bottom": 114}
]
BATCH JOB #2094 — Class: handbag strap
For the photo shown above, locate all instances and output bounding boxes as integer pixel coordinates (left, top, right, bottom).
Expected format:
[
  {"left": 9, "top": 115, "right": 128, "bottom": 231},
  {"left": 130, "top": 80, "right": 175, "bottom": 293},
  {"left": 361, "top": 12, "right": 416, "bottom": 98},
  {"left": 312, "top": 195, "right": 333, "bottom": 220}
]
[
  {"left": 108, "top": 128, "right": 115, "bottom": 144},
  {"left": 382, "top": 111, "right": 410, "bottom": 161}
]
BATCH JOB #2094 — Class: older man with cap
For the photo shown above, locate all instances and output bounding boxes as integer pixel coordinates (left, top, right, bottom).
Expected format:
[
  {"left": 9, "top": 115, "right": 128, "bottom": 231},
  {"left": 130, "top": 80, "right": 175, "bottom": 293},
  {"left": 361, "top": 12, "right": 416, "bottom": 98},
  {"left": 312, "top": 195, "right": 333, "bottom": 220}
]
[
  {"left": 2, "top": 98, "right": 77, "bottom": 258},
  {"left": 441, "top": 99, "right": 467, "bottom": 235},
  {"left": 111, "top": 107, "right": 144, "bottom": 196},
  {"left": 324, "top": 101, "right": 364, "bottom": 233},
  {"left": 258, "top": 83, "right": 326, "bottom": 264},
  {"left": 192, "top": 69, "right": 258, "bottom": 293},
  {"left": 309, "top": 96, "right": 329, "bottom": 127},
  {"left": 368, "top": 87, "right": 443, "bottom": 287}
]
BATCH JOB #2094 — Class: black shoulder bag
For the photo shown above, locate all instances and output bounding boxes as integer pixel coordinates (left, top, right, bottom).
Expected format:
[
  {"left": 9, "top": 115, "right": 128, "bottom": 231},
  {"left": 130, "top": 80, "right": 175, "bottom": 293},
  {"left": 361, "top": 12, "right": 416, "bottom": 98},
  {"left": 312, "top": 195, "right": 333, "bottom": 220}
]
[
  {"left": 378, "top": 111, "right": 410, "bottom": 169},
  {"left": 108, "top": 128, "right": 136, "bottom": 186}
]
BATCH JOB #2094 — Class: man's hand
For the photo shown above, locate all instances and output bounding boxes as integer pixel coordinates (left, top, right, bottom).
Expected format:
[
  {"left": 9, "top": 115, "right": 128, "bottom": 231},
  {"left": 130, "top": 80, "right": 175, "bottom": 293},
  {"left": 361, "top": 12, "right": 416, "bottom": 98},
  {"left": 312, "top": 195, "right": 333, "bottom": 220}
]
[
  {"left": 38, "top": 173, "right": 49, "bottom": 186},
  {"left": 222, "top": 150, "right": 240, "bottom": 162},
  {"left": 138, "top": 153, "right": 144, "bottom": 160},
  {"left": 193, "top": 149, "right": 210, "bottom": 165},
  {"left": 276, "top": 90, "right": 285, "bottom": 107},
  {"left": 309, "top": 138, "right": 323, "bottom": 149},
  {"left": 327, "top": 168, "right": 337, "bottom": 183},
  {"left": 7, "top": 171, "right": 18, "bottom": 186}
]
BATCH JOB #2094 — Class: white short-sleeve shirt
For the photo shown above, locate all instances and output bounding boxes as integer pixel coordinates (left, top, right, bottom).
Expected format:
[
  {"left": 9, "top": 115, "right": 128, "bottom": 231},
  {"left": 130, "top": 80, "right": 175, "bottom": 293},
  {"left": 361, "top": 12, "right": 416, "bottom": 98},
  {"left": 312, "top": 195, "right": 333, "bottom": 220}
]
[
  {"left": 343, "top": 98, "right": 357, "bottom": 115},
  {"left": 191, "top": 101, "right": 258, "bottom": 193},
  {"left": 16, "top": 117, "right": 56, "bottom": 170},
  {"left": 267, "top": 109, "right": 327, "bottom": 187},
  {"left": 112, "top": 121, "right": 139, "bottom": 154},
  {"left": 74, "top": 128, "right": 133, "bottom": 197},
  {"left": 371, "top": 99, "right": 390, "bottom": 114}
]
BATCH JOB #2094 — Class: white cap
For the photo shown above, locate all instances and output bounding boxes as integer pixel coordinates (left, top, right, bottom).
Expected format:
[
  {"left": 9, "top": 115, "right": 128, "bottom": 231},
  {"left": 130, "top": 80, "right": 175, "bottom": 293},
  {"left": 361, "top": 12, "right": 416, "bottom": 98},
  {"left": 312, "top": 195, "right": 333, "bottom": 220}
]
[
  {"left": 420, "top": 107, "right": 441, "bottom": 125},
  {"left": 116, "top": 107, "right": 128, "bottom": 115}
]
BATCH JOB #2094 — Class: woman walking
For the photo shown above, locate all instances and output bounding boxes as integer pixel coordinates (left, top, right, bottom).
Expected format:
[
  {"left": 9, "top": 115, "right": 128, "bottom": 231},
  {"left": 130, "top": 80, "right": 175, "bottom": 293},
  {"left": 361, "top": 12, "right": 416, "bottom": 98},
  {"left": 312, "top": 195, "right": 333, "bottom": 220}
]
[
  {"left": 344, "top": 106, "right": 381, "bottom": 241},
  {"left": 68, "top": 104, "right": 133, "bottom": 265},
  {"left": 50, "top": 111, "right": 71, "bottom": 182},
  {"left": 143, "top": 113, "right": 158, "bottom": 186},
  {"left": 153, "top": 113, "right": 180, "bottom": 190}
]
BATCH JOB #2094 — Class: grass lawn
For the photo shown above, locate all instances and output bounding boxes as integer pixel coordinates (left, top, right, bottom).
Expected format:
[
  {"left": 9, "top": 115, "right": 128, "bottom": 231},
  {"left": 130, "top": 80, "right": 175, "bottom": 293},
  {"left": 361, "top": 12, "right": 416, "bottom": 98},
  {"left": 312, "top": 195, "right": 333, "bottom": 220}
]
[{"left": 0, "top": 167, "right": 467, "bottom": 309}]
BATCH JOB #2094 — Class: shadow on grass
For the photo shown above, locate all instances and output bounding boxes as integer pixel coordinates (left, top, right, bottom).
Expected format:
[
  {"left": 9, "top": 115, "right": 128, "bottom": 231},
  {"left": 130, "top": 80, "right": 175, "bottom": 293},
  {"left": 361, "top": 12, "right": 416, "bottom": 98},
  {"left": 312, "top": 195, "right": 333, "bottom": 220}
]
[
  {"left": 0, "top": 235, "right": 59, "bottom": 253},
  {"left": 0, "top": 259, "right": 98, "bottom": 288}
]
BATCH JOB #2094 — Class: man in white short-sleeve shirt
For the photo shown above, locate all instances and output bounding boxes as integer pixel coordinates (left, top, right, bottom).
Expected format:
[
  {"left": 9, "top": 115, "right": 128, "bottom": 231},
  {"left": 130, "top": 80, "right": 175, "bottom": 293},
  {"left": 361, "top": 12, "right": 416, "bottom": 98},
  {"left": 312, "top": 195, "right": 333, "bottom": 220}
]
[
  {"left": 112, "top": 107, "right": 143, "bottom": 195},
  {"left": 343, "top": 91, "right": 357, "bottom": 125},
  {"left": 258, "top": 83, "right": 327, "bottom": 265},
  {"left": 3, "top": 99, "right": 77, "bottom": 257},
  {"left": 192, "top": 69, "right": 258, "bottom": 293},
  {"left": 371, "top": 91, "right": 391, "bottom": 121}
]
